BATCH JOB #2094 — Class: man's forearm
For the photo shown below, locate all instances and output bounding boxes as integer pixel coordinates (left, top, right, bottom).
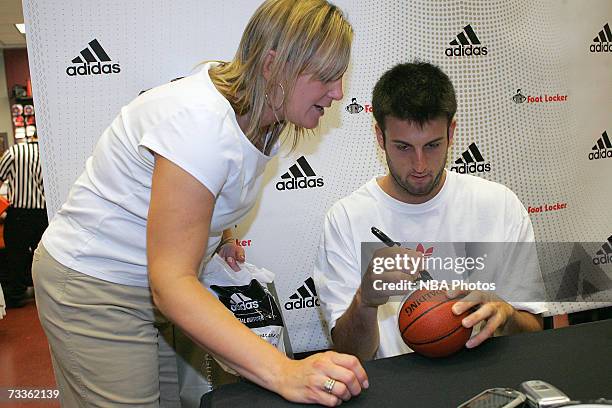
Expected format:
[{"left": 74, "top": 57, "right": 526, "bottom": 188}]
[
  {"left": 500, "top": 309, "right": 543, "bottom": 335},
  {"left": 331, "top": 289, "right": 380, "bottom": 361}
]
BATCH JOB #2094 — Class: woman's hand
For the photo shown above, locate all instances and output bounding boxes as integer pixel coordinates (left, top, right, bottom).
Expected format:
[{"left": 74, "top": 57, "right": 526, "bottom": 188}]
[
  {"left": 274, "top": 351, "right": 369, "bottom": 406},
  {"left": 217, "top": 241, "right": 245, "bottom": 272}
]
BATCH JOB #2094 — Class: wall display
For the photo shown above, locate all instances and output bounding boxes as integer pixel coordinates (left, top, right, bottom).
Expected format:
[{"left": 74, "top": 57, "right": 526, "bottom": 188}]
[
  {"left": 14, "top": 127, "right": 25, "bottom": 140},
  {"left": 24, "top": 0, "right": 612, "bottom": 352},
  {"left": 9, "top": 98, "right": 36, "bottom": 142},
  {"left": 10, "top": 104, "right": 22, "bottom": 116},
  {"left": 11, "top": 84, "right": 27, "bottom": 99}
]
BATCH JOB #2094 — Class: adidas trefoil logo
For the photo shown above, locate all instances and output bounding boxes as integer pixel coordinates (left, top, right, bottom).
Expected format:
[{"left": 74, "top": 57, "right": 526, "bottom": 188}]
[
  {"left": 66, "top": 39, "right": 121, "bottom": 77},
  {"left": 593, "top": 235, "right": 612, "bottom": 265},
  {"left": 229, "top": 293, "right": 260, "bottom": 312},
  {"left": 276, "top": 156, "right": 324, "bottom": 191},
  {"left": 284, "top": 277, "right": 320, "bottom": 310},
  {"left": 450, "top": 143, "right": 491, "bottom": 173},
  {"left": 588, "top": 131, "right": 612, "bottom": 160},
  {"left": 445, "top": 24, "right": 488, "bottom": 57},
  {"left": 590, "top": 23, "right": 612, "bottom": 53},
  {"left": 416, "top": 243, "right": 434, "bottom": 257}
]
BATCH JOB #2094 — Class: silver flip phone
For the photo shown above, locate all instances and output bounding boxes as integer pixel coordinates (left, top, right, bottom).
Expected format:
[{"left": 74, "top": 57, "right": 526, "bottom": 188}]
[{"left": 520, "top": 380, "right": 571, "bottom": 407}]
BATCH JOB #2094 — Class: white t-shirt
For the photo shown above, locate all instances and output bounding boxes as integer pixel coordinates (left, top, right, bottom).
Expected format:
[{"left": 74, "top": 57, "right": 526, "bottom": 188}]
[
  {"left": 314, "top": 170, "right": 547, "bottom": 358},
  {"left": 43, "top": 62, "right": 277, "bottom": 287}
]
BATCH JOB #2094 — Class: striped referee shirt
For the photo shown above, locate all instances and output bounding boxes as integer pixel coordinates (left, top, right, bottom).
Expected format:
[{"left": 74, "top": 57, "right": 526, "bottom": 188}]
[{"left": 0, "top": 142, "right": 46, "bottom": 209}]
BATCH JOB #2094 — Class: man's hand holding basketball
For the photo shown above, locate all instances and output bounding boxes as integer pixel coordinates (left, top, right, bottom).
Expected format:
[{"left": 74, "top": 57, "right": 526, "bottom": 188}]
[{"left": 446, "top": 290, "right": 515, "bottom": 348}]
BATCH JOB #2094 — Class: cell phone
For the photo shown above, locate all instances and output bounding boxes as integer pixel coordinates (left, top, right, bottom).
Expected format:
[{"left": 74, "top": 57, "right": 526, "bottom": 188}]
[
  {"left": 520, "top": 380, "right": 571, "bottom": 407},
  {"left": 457, "top": 388, "right": 526, "bottom": 408}
]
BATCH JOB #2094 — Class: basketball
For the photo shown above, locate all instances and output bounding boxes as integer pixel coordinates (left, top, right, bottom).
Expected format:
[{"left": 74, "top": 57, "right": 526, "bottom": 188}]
[{"left": 398, "top": 289, "right": 473, "bottom": 358}]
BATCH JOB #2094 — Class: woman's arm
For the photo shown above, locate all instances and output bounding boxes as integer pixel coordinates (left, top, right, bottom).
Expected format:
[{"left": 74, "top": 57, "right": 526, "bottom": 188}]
[{"left": 147, "top": 154, "right": 368, "bottom": 406}]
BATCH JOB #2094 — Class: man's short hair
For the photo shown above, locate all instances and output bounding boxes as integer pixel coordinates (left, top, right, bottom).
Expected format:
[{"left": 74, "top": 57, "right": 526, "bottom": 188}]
[{"left": 372, "top": 61, "right": 457, "bottom": 132}]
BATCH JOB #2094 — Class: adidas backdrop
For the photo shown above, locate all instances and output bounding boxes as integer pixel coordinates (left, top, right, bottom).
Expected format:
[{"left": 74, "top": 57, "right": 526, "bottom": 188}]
[{"left": 24, "top": 0, "right": 612, "bottom": 352}]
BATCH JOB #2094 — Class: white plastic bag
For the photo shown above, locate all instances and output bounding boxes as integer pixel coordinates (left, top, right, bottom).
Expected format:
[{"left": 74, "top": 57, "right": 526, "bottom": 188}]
[{"left": 201, "top": 254, "right": 286, "bottom": 374}]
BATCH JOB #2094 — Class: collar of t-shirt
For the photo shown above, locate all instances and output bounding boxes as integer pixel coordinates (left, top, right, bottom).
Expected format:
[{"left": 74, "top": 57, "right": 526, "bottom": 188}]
[
  {"left": 366, "top": 169, "right": 454, "bottom": 214},
  {"left": 201, "top": 61, "right": 280, "bottom": 159}
]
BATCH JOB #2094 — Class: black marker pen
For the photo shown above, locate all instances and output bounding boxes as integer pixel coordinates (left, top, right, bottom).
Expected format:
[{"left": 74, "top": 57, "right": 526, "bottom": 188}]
[
  {"left": 370, "top": 226, "right": 433, "bottom": 282},
  {"left": 371, "top": 226, "right": 400, "bottom": 247}
]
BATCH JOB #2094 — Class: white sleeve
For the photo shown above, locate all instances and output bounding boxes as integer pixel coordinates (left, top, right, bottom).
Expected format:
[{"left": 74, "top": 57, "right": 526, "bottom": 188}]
[
  {"left": 138, "top": 108, "right": 234, "bottom": 197},
  {"left": 503, "top": 188, "right": 548, "bottom": 315},
  {"left": 313, "top": 205, "right": 362, "bottom": 335}
]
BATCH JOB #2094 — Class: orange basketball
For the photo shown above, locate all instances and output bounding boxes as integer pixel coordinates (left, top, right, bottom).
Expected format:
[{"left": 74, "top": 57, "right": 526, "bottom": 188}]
[{"left": 398, "top": 289, "right": 472, "bottom": 358}]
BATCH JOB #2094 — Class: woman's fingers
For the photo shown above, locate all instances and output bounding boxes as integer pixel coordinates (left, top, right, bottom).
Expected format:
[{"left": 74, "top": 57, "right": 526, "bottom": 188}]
[
  {"left": 280, "top": 352, "right": 368, "bottom": 406},
  {"left": 317, "top": 376, "right": 351, "bottom": 402},
  {"left": 327, "top": 351, "right": 369, "bottom": 392},
  {"left": 219, "top": 243, "right": 245, "bottom": 271}
]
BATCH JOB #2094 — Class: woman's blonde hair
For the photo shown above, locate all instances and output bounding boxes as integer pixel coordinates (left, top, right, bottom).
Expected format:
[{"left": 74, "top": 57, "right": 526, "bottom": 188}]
[{"left": 209, "top": 0, "right": 353, "bottom": 154}]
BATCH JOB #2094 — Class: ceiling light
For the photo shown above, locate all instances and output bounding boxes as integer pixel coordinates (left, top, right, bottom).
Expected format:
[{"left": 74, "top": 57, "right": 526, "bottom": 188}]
[{"left": 15, "top": 24, "right": 26, "bottom": 34}]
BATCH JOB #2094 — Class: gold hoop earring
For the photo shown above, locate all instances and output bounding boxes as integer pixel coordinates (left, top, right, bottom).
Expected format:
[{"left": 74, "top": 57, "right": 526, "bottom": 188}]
[{"left": 265, "top": 83, "right": 285, "bottom": 112}]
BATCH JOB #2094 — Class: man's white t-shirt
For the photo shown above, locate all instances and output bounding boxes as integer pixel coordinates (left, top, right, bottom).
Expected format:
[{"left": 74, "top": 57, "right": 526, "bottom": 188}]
[
  {"left": 42, "top": 62, "right": 277, "bottom": 287},
  {"left": 314, "top": 170, "right": 547, "bottom": 358}
]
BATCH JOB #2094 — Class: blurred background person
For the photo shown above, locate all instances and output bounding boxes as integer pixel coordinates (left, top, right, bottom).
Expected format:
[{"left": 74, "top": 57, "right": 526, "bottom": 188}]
[{"left": 0, "top": 132, "right": 47, "bottom": 308}]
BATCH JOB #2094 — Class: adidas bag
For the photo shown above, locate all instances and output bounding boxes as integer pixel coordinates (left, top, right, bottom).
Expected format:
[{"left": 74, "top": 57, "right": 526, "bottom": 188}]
[
  {"left": 173, "top": 255, "right": 288, "bottom": 407},
  {"left": 202, "top": 254, "right": 287, "bottom": 374}
]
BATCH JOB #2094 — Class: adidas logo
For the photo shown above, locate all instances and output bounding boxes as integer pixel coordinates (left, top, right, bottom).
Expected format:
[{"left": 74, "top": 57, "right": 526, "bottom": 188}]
[
  {"left": 450, "top": 143, "right": 491, "bottom": 173},
  {"left": 275, "top": 156, "right": 324, "bottom": 191},
  {"left": 284, "top": 277, "right": 320, "bottom": 310},
  {"left": 588, "top": 131, "right": 612, "bottom": 160},
  {"left": 229, "top": 293, "right": 260, "bottom": 312},
  {"left": 416, "top": 243, "right": 434, "bottom": 257},
  {"left": 590, "top": 23, "right": 612, "bottom": 53},
  {"left": 445, "top": 24, "right": 488, "bottom": 57},
  {"left": 66, "top": 39, "right": 121, "bottom": 77},
  {"left": 593, "top": 235, "right": 612, "bottom": 265}
]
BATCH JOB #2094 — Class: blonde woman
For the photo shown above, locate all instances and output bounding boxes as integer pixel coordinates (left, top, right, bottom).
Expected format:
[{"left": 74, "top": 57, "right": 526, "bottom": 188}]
[{"left": 33, "top": 0, "right": 368, "bottom": 406}]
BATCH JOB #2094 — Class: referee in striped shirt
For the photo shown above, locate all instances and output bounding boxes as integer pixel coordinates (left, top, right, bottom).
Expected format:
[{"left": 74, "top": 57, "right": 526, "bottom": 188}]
[{"left": 0, "top": 134, "right": 47, "bottom": 308}]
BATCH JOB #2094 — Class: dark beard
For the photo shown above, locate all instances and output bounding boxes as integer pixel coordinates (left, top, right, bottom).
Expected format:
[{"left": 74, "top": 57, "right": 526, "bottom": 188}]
[{"left": 387, "top": 151, "right": 447, "bottom": 197}]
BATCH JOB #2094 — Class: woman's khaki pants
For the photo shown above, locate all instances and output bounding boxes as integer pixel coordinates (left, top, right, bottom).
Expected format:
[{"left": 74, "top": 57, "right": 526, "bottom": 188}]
[{"left": 32, "top": 245, "right": 181, "bottom": 407}]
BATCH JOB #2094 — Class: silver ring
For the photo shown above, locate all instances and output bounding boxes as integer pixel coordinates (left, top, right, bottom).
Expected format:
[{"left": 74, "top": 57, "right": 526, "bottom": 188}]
[{"left": 323, "top": 378, "right": 336, "bottom": 394}]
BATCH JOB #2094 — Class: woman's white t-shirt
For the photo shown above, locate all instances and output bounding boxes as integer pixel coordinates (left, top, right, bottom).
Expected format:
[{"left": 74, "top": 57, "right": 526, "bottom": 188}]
[{"left": 42, "top": 62, "right": 277, "bottom": 287}]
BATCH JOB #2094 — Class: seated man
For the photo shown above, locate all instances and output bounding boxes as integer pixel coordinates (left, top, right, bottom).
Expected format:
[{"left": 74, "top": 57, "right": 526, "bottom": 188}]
[{"left": 314, "top": 62, "right": 547, "bottom": 361}]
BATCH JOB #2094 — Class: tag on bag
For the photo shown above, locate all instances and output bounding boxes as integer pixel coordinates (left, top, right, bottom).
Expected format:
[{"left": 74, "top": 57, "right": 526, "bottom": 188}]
[{"left": 201, "top": 254, "right": 286, "bottom": 374}]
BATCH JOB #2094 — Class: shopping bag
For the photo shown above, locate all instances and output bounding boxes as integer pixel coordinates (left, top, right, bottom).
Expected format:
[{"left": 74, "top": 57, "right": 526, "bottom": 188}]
[{"left": 201, "top": 254, "right": 286, "bottom": 374}]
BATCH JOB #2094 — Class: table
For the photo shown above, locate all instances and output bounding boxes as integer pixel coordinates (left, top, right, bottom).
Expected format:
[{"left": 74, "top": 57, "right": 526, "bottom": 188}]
[{"left": 200, "top": 320, "right": 612, "bottom": 407}]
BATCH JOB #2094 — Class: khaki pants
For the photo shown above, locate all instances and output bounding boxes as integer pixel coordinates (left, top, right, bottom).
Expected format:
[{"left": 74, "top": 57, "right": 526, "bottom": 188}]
[{"left": 32, "top": 245, "right": 181, "bottom": 408}]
